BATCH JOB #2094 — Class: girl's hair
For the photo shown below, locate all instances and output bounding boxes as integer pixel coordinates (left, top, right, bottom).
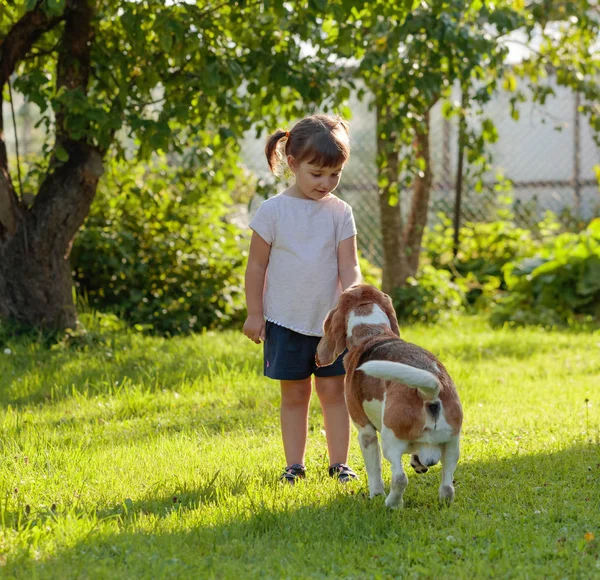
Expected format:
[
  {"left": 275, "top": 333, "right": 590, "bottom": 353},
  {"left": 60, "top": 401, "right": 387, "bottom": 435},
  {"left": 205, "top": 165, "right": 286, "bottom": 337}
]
[{"left": 265, "top": 114, "right": 350, "bottom": 174}]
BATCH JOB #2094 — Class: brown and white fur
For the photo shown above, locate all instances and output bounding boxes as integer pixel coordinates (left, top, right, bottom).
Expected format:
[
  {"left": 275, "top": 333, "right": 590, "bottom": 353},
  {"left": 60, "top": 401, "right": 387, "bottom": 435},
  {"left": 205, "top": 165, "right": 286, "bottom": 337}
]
[{"left": 316, "top": 285, "right": 463, "bottom": 508}]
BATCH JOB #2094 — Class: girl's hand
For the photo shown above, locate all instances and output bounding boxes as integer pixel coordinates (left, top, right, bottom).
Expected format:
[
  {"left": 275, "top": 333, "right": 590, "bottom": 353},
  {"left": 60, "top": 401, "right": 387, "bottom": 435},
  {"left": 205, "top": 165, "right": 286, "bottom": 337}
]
[{"left": 243, "top": 315, "right": 266, "bottom": 344}]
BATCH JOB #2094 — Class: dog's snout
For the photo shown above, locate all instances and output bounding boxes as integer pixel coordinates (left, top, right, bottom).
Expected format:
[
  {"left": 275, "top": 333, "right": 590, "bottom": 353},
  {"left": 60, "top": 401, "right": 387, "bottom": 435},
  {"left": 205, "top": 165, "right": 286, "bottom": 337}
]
[{"left": 427, "top": 401, "right": 441, "bottom": 419}]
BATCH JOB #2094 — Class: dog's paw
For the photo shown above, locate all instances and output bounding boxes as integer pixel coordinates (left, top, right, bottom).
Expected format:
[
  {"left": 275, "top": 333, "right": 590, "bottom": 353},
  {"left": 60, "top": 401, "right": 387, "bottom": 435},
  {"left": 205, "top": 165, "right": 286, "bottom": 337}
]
[
  {"left": 385, "top": 493, "right": 404, "bottom": 509},
  {"left": 368, "top": 478, "right": 385, "bottom": 499},
  {"left": 369, "top": 486, "right": 385, "bottom": 499},
  {"left": 438, "top": 485, "right": 455, "bottom": 506}
]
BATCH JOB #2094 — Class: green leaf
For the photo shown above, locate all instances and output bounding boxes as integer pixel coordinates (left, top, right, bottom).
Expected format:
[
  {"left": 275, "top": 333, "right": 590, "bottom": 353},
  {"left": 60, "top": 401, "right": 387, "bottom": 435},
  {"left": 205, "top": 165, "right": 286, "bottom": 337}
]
[
  {"left": 45, "top": 0, "right": 66, "bottom": 16},
  {"left": 340, "top": 105, "right": 352, "bottom": 119},
  {"left": 338, "top": 86, "right": 351, "bottom": 101},
  {"left": 441, "top": 101, "right": 454, "bottom": 119},
  {"left": 158, "top": 32, "right": 173, "bottom": 53},
  {"left": 55, "top": 146, "right": 69, "bottom": 162},
  {"left": 503, "top": 73, "right": 517, "bottom": 92},
  {"left": 482, "top": 119, "right": 499, "bottom": 143}
]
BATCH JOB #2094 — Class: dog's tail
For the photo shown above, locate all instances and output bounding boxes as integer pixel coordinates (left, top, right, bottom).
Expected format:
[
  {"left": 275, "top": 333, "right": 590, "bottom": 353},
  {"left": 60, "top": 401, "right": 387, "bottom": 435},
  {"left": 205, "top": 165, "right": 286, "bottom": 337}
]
[{"left": 357, "top": 360, "right": 440, "bottom": 398}]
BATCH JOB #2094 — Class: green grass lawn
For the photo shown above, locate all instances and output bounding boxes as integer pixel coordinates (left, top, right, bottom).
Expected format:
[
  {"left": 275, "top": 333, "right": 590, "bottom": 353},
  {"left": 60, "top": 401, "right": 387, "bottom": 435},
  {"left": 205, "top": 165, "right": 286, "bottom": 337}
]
[{"left": 1, "top": 316, "right": 599, "bottom": 579}]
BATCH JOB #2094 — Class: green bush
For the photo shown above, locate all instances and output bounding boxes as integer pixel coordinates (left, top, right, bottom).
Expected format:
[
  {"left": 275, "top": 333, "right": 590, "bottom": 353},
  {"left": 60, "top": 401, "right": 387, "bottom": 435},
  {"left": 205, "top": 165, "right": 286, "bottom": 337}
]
[
  {"left": 424, "top": 214, "right": 543, "bottom": 307},
  {"left": 389, "top": 211, "right": 542, "bottom": 323},
  {"left": 71, "top": 158, "right": 247, "bottom": 335},
  {"left": 490, "top": 219, "right": 600, "bottom": 328},
  {"left": 359, "top": 253, "right": 382, "bottom": 288},
  {"left": 391, "top": 264, "right": 466, "bottom": 324}
]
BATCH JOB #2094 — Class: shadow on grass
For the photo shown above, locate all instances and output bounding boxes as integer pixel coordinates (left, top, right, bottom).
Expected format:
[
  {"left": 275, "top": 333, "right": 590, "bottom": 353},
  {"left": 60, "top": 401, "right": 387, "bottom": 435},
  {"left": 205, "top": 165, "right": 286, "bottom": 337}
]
[
  {"left": 4, "top": 442, "right": 600, "bottom": 578},
  {"left": 36, "top": 400, "right": 278, "bottom": 444},
  {"left": 2, "top": 324, "right": 585, "bottom": 408},
  {"left": 0, "top": 332, "right": 263, "bottom": 407}
]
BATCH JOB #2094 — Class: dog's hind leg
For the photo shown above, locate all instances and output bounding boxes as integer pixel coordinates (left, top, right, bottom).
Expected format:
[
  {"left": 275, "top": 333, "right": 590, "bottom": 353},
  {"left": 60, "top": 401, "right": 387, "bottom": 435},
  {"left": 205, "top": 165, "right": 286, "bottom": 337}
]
[
  {"left": 439, "top": 435, "right": 460, "bottom": 505},
  {"left": 381, "top": 427, "right": 409, "bottom": 509},
  {"left": 356, "top": 423, "right": 385, "bottom": 498},
  {"left": 410, "top": 454, "right": 428, "bottom": 474}
]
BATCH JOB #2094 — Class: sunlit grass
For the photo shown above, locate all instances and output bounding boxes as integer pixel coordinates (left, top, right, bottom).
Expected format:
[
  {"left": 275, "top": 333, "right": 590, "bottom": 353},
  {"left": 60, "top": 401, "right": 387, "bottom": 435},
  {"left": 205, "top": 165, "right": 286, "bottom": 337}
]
[{"left": 1, "top": 316, "right": 599, "bottom": 578}]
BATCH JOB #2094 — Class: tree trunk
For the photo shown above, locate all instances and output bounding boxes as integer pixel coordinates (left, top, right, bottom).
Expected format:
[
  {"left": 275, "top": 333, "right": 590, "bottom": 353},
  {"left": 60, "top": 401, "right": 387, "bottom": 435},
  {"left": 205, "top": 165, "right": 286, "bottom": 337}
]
[
  {"left": 0, "top": 160, "right": 20, "bottom": 238},
  {"left": 0, "top": 227, "right": 77, "bottom": 329},
  {"left": 453, "top": 88, "right": 467, "bottom": 260},
  {"left": 0, "top": 0, "right": 102, "bottom": 331},
  {"left": 405, "top": 112, "right": 433, "bottom": 277},
  {"left": 376, "top": 104, "right": 411, "bottom": 295},
  {"left": 0, "top": 144, "right": 103, "bottom": 330}
]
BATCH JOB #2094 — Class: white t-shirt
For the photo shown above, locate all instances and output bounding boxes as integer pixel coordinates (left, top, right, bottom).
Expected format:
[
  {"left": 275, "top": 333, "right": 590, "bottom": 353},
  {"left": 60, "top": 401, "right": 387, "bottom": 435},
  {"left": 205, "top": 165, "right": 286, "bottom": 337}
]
[{"left": 249, "top": 193, "right": 357, "bottom": 336}]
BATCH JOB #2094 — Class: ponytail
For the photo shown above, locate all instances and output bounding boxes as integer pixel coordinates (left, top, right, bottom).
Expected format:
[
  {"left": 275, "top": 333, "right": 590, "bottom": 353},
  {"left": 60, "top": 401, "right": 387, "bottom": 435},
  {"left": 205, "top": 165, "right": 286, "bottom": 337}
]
[{"left": 265, "top": 129, "right": 289, "bottom": 174}]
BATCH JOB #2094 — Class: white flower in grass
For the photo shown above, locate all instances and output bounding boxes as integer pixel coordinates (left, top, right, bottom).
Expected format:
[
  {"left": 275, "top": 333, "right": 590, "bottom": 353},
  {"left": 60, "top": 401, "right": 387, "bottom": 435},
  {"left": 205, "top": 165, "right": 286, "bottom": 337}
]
[{"left": 3, "top": 348, "right": 12, "bottom": 355}]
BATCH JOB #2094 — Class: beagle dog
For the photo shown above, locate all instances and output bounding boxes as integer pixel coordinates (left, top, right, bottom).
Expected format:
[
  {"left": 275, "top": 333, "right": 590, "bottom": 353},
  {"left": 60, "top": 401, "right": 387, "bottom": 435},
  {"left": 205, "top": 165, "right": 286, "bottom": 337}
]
[{"left": 316, "top": 284, "right": 463, "bottom": 508}]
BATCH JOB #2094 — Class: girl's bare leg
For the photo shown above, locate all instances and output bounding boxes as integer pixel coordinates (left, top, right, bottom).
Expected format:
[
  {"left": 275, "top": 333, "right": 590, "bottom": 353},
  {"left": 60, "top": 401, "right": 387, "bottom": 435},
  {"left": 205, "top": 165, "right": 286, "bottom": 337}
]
[
  {"left": 314, "top": 375, "right": 350, "bottom": 465},
  {"left": 280, "top": 378, "right": 312, "bottom": 465}
]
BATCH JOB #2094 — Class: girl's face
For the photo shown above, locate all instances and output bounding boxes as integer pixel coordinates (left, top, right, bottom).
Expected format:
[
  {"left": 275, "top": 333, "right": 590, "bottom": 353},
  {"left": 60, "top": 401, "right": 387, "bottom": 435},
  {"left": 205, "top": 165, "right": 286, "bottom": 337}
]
[{"left": 288, "top": 157, "right": 344, "bottom": 201}]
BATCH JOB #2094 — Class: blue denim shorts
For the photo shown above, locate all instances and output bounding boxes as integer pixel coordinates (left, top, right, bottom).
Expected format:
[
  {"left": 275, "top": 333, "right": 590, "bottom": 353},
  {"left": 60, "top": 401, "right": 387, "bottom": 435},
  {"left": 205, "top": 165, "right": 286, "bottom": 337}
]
[{"left": 263, "top": 321, "right": 346, "bottom": 381}]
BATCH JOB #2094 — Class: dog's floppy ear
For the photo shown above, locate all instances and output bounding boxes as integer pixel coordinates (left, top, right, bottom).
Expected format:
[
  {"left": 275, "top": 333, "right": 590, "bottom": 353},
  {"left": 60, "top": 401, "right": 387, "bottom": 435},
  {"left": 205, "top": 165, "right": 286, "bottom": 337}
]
[
  {"left": 381, "top": 292, "right": 400, "bottom": 336},
  {"left": 316, "top": 305, "right": 347, "bottom": 367}
]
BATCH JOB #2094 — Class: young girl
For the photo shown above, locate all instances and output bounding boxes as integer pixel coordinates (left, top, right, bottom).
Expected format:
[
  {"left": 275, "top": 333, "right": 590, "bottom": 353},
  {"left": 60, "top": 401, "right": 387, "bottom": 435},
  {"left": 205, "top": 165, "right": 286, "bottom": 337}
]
[{"left": 243, "top": 114, "right": 362, "bottom": 484}]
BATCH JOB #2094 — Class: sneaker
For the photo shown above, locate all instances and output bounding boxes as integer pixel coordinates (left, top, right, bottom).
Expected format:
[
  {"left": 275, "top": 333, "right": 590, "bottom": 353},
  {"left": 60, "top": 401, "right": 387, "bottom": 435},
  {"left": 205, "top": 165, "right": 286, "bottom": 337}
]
[
  {"left": 328, "top": 463, "right": 358, "bottom": 483},
  {"left": 280, "top": 463, "right": 306, "bottom": 485}
]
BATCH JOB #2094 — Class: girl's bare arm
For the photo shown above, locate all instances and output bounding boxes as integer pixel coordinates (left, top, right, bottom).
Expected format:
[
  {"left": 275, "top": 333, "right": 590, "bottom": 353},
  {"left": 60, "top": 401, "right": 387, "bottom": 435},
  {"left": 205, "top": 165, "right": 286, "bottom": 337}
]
[
  {"left": 243, "top": 231, "right": 271, "bottom": 343},
  {"left": 338, "top": 235, "right": 361, "bottom": 290}
]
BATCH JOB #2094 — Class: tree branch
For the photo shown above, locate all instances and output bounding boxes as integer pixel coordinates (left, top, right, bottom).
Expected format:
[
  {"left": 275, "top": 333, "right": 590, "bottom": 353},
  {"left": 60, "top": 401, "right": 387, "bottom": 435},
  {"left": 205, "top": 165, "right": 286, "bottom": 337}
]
[
  {"left": 0, "top": 3, "right": 64, "bottom": 87},
  {"left": 404, "top": 110, "right": 433, "bottom": 277},
  {"left": 0, "top": 1, "right": 64, "bottom": 232},
  {"left": 176, "top": 0, "right": 261, "bottom": 22},
  {"left": 54, "top": 0, "right": 94, "bottom": 139},
  {"left": 6, "top": 76, "right": 23, "bottom": 201},
  {"left": 0, "top": 168, "right": 20, "bottom": 239},
  {"left": 32, "top": 0, "right": 104, "bottom": 249},
  {"left": 21, "top": 41, "right": 62, "bottom": 61}
]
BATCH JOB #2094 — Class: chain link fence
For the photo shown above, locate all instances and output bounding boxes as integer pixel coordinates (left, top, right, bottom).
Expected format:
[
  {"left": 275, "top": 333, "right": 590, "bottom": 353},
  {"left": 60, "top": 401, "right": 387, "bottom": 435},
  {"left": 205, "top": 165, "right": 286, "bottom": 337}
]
[{"left": 241, "top": 75, "right": 600, "bottom": 267}]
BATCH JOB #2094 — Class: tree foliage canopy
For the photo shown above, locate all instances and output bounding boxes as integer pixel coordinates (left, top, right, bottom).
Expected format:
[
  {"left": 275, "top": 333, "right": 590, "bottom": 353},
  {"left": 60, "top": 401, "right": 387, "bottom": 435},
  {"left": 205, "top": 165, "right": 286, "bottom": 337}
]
[
  {"left": 1, "top": 0, "right": 599, "bottom": 331},
  {"left": 2, "top": 0, "right": 343, "bottom": 169}
]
